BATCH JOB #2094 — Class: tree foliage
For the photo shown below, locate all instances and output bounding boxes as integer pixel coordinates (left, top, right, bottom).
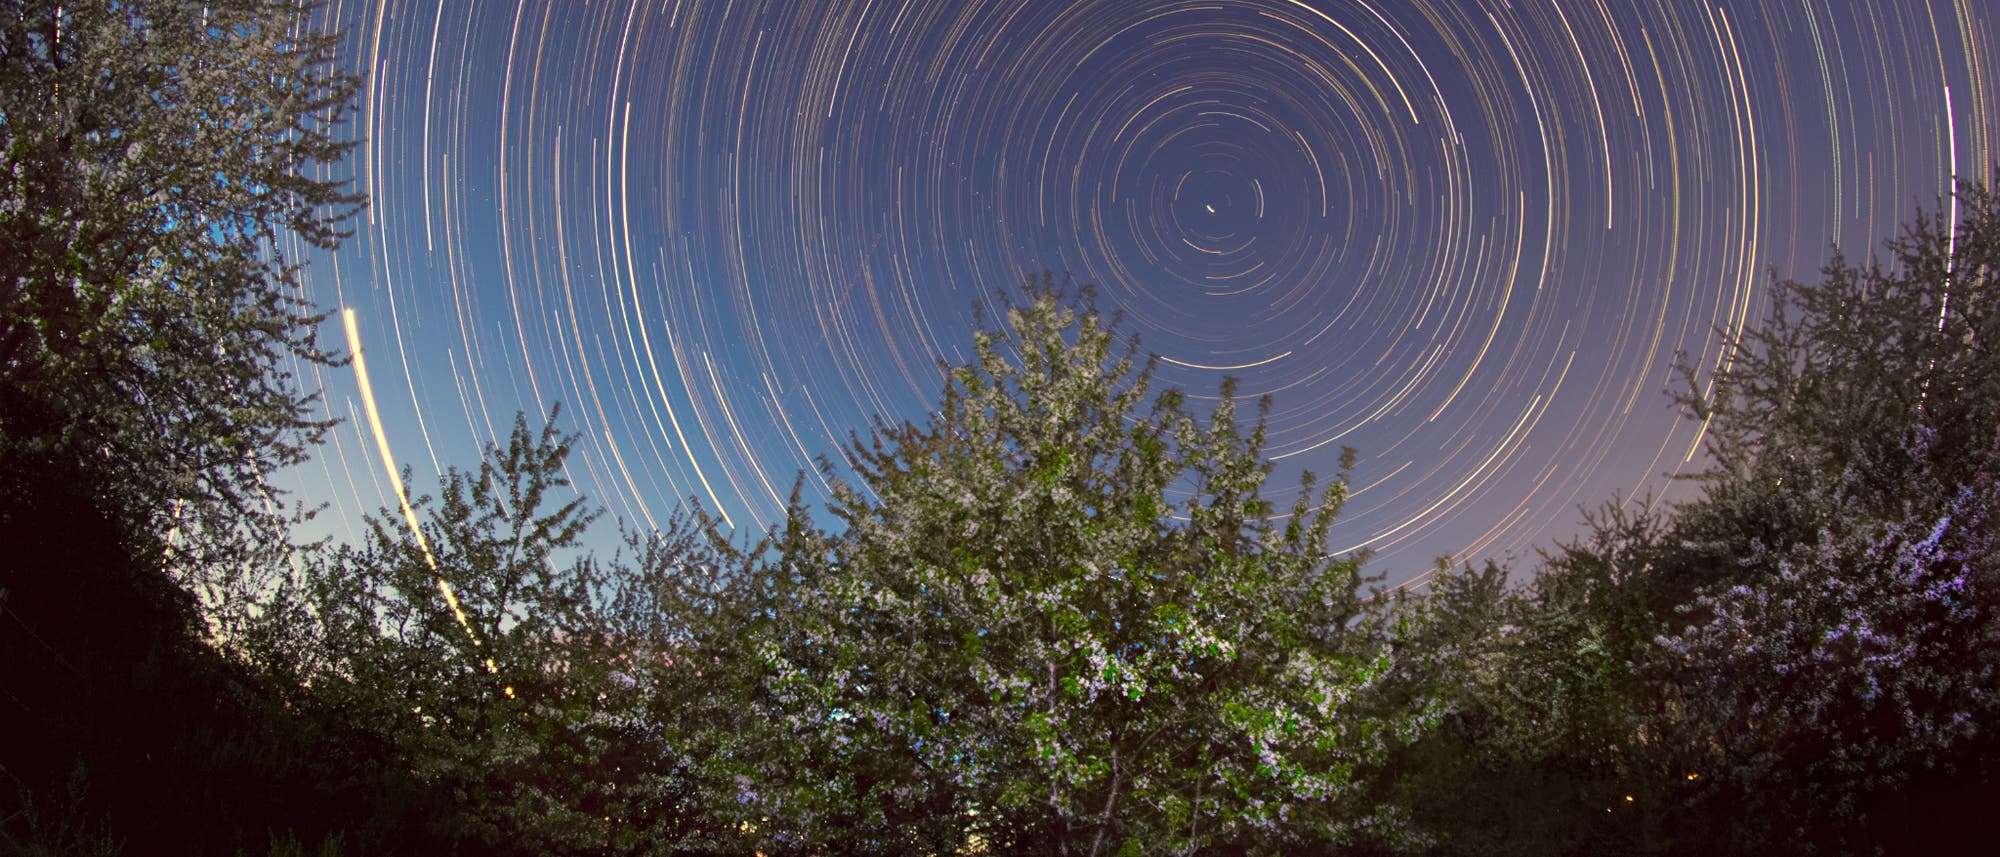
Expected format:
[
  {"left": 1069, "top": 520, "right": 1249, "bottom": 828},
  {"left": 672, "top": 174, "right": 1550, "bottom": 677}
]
[
  {"left": 259, "top": 411, "right": 715, "bottom": 854},
  {"left": 1, "top": 2, "right": 367, "bottom": 852},
  {"left": 666, "top": 281, "right": 1415, "bottom": 854},
  {"left": 1362, "top": 179, "right": 2000, "bottom": 856},
  {"left": 0, "top": 0, "right": 362, "bottom": 598},
  {"left": 1643, "top": 180, "right": 2000, "bottom": 851}
]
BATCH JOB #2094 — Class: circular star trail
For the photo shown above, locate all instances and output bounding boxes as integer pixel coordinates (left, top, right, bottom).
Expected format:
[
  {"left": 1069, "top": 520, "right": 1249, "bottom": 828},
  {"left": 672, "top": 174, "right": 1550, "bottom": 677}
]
[{"left": 295, "top": 0, "right": 2000, "bottom": 580}]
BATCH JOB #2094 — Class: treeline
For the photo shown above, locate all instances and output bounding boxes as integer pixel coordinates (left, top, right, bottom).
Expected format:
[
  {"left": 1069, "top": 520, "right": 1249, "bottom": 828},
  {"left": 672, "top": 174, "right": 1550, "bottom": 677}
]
[{"left": 5, "top": 2, "right": 1998, "bottom": 855}]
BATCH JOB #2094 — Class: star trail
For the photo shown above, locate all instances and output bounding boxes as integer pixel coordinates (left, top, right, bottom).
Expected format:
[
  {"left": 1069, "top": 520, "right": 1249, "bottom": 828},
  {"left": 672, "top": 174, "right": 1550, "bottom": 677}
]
[{"left": 292, "top": 0, "right": 1999, "bottom": 582}]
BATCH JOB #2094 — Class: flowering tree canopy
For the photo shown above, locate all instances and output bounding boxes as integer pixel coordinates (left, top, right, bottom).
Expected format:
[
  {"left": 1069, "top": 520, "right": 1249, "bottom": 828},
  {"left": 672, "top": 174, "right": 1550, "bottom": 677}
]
[{"left": 696, "top": 280, "right": 1415, "bottom": 854}]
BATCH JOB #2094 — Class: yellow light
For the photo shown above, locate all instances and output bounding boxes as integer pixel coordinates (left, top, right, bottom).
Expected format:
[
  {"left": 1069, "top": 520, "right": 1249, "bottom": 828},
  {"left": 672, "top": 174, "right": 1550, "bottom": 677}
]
[
  {"left": 1624, "top": 795, "right": 1634, "bottom": 802},
  {"left": 346, "top": 309, "right": 506, "bottom": 686},
  {"left": 1687, "top": 772, "right": 1700, "bottom": 781}
]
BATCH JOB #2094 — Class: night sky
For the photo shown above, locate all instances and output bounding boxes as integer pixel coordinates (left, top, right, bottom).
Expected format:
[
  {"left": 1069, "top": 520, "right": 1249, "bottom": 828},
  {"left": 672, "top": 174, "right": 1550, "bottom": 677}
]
[{"left": 293, "top": 0, "right": 1999, "bottom": 584}]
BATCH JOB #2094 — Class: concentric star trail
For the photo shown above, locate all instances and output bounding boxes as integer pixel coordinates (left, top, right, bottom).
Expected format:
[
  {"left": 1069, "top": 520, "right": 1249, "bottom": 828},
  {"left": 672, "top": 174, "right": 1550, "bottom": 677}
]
[{"left": 293, "top": 0, "right": 2000, "bottom": 580}]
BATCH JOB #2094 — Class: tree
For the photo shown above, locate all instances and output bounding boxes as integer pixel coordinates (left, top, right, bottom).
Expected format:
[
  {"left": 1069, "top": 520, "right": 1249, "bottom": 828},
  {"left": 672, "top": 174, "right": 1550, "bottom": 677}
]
[
  {"left": 1656, "top": 455, "right": 2000, "bottom": 853},
  {"left": 0, "top": 0, "right": 362, "bottom": 602},
  {"left": 1647, "top": 179, "right": 2000, "bottom": 852},
  {"left": 1357, "top": 182, "right": 2000, "bottom": 855},
  {"left": 0, "top": 2, "right": 363, "bottom": 850},
  {"left": 263, "top": 411, "right": 714, "bottom": 854},
  {"left": 1666, "top": 181, "right": 2000, "bottom": 593},
  {"left": 1355, "top": 528, "right": 1688, "bottom": 857},
  {"left": 698, "top": 280, "right": 1418, "bottom": 854}
]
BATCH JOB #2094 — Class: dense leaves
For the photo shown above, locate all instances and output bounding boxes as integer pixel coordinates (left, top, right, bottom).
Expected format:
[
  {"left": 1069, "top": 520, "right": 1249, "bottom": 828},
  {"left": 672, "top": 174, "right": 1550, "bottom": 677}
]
[
  {"left": 0, "top": 0, "right": 361, "bottom": 602},
  {"left": 1359, "top": 180, "right": 2000, "bottom": 856},
  {"left": 1641, "top": 181, "right": 2000, "bottom": 852},
  {"left": 1, "top": 2, "right": 367, "bottom": 853},
  {"left": 255, "top": 411, "right": 719, "bottom": 854},
  {"left": 645, "top": 281, "right": 1415, "bottom": 854}
]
